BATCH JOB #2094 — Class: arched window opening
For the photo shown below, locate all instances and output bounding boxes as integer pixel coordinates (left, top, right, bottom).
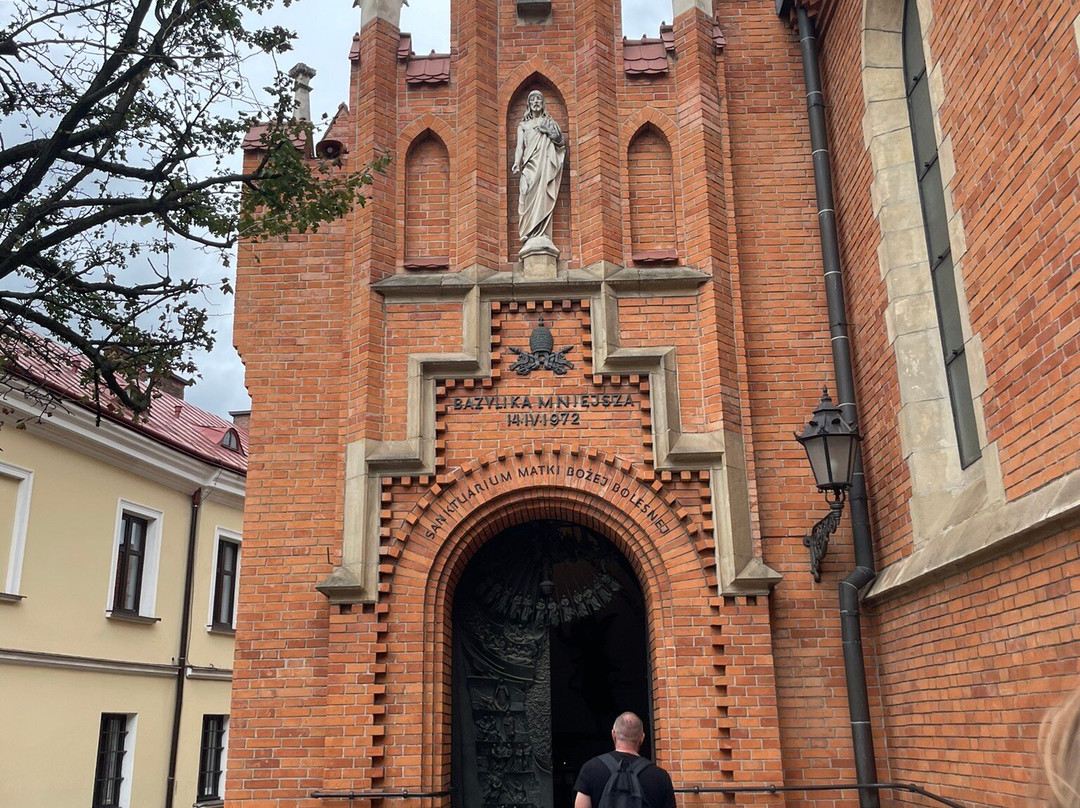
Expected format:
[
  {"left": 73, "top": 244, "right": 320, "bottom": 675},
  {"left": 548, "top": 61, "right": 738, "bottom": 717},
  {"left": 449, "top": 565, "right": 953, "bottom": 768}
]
[{"left": 902, "top": 0, "right": 981, "bottom": 467}]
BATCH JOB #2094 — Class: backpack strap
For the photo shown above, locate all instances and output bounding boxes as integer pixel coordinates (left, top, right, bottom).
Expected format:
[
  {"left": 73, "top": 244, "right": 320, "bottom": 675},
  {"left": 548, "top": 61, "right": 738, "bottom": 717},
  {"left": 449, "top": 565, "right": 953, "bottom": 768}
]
[
  {"left": 628, "top": 757, "right": 652, "bottom": 776},
  {"left": 600, "top": 753, "right": 622, "bottom": 774}
]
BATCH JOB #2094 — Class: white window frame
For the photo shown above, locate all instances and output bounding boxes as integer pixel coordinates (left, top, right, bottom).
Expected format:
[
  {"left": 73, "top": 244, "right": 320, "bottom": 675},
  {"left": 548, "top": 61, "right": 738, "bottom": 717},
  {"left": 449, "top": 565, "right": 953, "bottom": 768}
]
[
  {"left": 106, "top": 500, "right": 163, "bottom": 619},
  {"left": 93, "top": 712, "right": 137, "bottom": 808},
  {"left": 196, "top": 713, "right": 230, "bottom": 804},
  {"left": 119, "top": 714, "right": 137, "bottom": 808},
  {"left": 0, "top": 460, "right": 34, "bottom": 597},
  {"left": 206, "top": 528, "right": 242, "bottom": 632}
]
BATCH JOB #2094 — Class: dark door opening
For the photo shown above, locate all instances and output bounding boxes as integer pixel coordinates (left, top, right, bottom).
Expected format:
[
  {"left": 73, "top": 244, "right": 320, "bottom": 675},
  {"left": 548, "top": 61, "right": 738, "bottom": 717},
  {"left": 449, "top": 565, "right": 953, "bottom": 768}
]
[{"left": 452, "top": 520, "right": 649, "bottom": 808}]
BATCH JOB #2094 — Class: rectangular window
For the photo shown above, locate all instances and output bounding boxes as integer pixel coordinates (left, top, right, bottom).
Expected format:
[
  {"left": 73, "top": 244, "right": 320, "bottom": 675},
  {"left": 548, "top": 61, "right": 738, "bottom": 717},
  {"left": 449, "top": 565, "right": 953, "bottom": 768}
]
[
  {"left": 113, "top": 513, "right": 147, "bottom": 613},
  {"left": 108, "top": 501, "right": 162, "bottom": 619},
  {"left": 902, "top": 0, "right": 981, "bottom": 468},
  {"left": 0, "top": 461, "right": 33, "bottom": 598},
  {"left": 211, "top": 538, "right": 239, "bottom": 629},
  {"left": 93, "top": 714, "right": 131, "bottom": 808},
  {"left": 197, "top": 714, "right": 228, "bottom": 803}
]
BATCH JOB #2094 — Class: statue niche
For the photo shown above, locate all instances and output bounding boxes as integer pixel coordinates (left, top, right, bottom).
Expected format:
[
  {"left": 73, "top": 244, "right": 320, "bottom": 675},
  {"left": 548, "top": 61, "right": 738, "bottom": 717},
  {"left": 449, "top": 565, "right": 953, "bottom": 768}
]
[{"left": 507, "top": 83, "right": 571, "bottom": 265}]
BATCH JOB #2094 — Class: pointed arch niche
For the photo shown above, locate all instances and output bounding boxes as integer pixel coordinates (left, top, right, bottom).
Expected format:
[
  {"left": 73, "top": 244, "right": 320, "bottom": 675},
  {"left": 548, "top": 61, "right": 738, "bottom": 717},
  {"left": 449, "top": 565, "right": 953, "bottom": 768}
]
[
  {"left": 627, "top": 124, "right": 678, "bottom": 265},
  {"left": 404, "top": 130, "right": 451, "bottom": 270},
  {"left": 506, "top": 77, "right": 572, "bottom": 263}
]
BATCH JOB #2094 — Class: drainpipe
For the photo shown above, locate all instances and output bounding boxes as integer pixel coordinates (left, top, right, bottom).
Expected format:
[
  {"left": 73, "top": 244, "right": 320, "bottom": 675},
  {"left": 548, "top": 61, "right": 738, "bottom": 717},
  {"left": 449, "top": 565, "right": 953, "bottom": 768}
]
[
  {"left": 165, "top": 487, "right": 203, "bottom": 808},
  {"left": 776, "top": 2, "right": 881, "bottom": 807}
]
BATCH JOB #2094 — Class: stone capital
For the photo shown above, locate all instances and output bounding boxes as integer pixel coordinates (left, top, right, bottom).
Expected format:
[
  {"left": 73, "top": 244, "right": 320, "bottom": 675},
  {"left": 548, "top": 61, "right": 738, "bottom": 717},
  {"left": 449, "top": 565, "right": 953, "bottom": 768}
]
[{"left": 360, "top": 0, "right": 404, "bottom": 29}]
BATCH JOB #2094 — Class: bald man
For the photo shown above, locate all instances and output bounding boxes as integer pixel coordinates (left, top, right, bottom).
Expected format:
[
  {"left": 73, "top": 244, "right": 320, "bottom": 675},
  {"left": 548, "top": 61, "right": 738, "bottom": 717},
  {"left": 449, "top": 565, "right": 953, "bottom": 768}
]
[{"left": 573, "top": 712, "right": 676, "bottom": 808}]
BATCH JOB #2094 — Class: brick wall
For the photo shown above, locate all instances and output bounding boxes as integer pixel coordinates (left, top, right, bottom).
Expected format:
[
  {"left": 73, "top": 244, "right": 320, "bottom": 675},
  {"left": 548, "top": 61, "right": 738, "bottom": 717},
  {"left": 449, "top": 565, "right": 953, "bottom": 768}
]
[
  {"left": 817, "top": 0, "right": 1080, "bottom": 805},
  {"left": 230, "top": 0, "right": 1080, "bottom": 806}
]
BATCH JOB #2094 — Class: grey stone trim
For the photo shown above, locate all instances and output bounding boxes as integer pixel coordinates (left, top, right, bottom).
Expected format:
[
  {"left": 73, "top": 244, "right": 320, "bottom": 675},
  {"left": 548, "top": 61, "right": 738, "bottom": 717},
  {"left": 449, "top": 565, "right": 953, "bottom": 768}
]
[
  {"left": 360, "top": 0, "right": 405, "bottom": 28},
  {"left": 375, "top": 265, "right": 713, "bottom": 303},
  {"left": 186, "top": 664, "right": 233, "bottom": 681},
  {"left": 374, "top": 272, "right": 477, "bottom": 301},
  {"left": 672, "top": 0, "right": 712, "bottom": 18},
  {"left": 862, "top": 0, "right": 1003, "bottom": 547},
  {"left": 320, "top": 264, "right": 778, "bottom": 603},
  {"left": 711, "top": 432, "right": 783, "bottom": 596},
  {"left": 605, "top": 266, "right": 714, "bottom": 296},
  {"left": 0, "top": 647, "right": 178, "bottom": 677},
  {"left": 105, "top": 610, "right": 161, "bottom": 625},
  {"left": 868, "top": 468, "right": 1080, "bottom": 601}
]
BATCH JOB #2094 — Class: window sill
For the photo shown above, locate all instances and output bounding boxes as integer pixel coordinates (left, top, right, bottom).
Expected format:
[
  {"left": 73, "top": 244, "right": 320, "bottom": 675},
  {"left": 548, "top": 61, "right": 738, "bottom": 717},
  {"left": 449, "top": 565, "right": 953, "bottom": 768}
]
[
  {"left": 206, "top": 624, "right": 236, "bottom": 636},
  {"left": 194, "top": 800, "right": 224, "bottom": 808},
  {"left": 868, "top": 465, "right": 1080, "bottom": 601},
  {"left": 106, "top": 610, "right": 161, "bottom": 625},
  {"left": 0, "top": 592, "right": 25, "bottom": 603}
]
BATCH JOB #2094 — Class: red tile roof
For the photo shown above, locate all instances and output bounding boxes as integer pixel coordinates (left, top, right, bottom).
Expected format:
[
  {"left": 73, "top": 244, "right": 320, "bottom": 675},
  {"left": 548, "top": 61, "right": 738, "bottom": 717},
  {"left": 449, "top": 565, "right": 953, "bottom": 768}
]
[
  {"left": 240, "top": 123, "right": 309, "bottom": 153},
  {"left": 623, "top": 38, "right": 669, "bottom": 75},
  {"left": 405, "top": 52, "right": 451, "bottom": 85},
  {"left": 660, "top": 23, "right": 675, "bottom": 52},
  {"left": 396, "top": 33, "right": 450, "bottom": 85},
  {"left": 711, "top": 16, "right": 727, "bottom": 51},
  {"left": 389, "top": 33, "right": 452, "bottom": 85},
  {"left": 632, "top": 248, "right": 680, "bottom": 265},
  {"left": 404, "top": 256, "right": 450, "bottom": 270},
  {"left": 6, "top": 339, "right": 247, "bottom": 475}
]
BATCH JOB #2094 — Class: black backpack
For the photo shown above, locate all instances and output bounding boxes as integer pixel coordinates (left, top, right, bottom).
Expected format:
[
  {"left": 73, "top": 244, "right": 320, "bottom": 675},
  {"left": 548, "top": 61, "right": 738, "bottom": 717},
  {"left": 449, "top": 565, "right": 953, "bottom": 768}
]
[{"left": 597, "top": 753, "right": 652, "bottom": 808}]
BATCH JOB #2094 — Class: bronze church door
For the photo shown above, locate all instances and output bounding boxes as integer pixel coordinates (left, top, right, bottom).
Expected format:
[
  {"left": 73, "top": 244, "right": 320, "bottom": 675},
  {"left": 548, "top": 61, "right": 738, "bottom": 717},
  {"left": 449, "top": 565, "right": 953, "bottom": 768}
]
[{"left": 452, "top": 521, "right": 650, "bottom": 808}]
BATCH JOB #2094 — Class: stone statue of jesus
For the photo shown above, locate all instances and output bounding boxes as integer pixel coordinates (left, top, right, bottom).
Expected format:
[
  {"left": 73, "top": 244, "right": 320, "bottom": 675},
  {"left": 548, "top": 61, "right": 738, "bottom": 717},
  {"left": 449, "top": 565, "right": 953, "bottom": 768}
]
[{"left": 512, "top": 90, "right": 566, "bottom": 251}]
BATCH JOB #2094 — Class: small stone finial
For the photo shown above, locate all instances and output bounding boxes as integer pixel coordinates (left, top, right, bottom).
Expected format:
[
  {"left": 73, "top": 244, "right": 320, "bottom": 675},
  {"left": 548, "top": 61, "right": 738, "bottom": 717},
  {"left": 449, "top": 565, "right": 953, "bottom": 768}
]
[
  {"left": 288, "top": 62, "right": 317, "bottom": 121},
  {"left": 359, "top": 0, "right": 407, "bottom": 29}
]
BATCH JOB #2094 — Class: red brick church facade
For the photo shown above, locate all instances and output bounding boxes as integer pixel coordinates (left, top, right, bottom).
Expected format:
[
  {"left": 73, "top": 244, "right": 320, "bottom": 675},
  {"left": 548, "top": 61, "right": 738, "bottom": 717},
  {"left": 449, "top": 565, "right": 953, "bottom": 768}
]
[{"left": 232, "top": 0, "right": 1080, "bottom": 806}]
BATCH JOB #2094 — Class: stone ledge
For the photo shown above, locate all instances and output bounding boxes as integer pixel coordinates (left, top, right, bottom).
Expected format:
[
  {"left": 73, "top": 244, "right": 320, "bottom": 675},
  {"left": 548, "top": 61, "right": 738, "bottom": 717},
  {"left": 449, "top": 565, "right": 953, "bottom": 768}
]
[
  {"left": 867, "top": 467, "right": 1080, "bottom": 601},
  {"left": 722, "top": 557, "right": 784, "bottom": 596},
  {"left": 373, "top": 272, "right": 476, "bottom": 301},
  {"left": 315, "top": 564, "right": 371, "bottom": 605},
  {"left": 105, "top": 610, "right": 161, "bottom": 625},
  {"left": 373, "top": 265, "right": 709, "bottom": 303}
]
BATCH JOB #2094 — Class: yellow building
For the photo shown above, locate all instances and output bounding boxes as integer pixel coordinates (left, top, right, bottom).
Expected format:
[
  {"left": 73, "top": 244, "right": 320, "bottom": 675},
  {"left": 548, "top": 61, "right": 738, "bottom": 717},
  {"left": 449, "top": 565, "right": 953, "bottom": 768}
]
[{"left": 0, "top": 357, "right": 246, "bottom": 808}]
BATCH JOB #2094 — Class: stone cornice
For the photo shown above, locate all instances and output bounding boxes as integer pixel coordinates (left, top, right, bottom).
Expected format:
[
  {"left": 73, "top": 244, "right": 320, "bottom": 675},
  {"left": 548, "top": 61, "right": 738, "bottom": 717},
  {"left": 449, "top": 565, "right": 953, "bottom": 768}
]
[{"left": 0, "top": 647, "right": 177, "bottom": 677}]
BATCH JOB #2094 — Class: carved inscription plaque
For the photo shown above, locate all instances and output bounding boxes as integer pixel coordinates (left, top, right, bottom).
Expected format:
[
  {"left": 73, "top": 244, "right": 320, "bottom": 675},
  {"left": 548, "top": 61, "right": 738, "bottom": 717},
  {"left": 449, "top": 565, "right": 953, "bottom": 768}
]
[{"left": 450, "top": 393, "right": 637, "bottom": 427}]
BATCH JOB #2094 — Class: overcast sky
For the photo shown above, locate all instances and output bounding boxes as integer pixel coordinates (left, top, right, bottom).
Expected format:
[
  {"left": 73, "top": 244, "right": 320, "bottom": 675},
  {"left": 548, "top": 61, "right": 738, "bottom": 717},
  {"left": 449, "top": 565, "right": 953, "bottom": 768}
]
[{"left": 184, "top": 0, "right": 671, "bottom": 418}]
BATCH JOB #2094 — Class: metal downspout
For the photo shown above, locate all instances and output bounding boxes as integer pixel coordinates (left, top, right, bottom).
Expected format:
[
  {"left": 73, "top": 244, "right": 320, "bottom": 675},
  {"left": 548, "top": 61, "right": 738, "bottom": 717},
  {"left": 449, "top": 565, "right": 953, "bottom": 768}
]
[
  {"left": 165, "top": 487, "right": 202, "bottom": 808},
  {"left": 781, "top": 3, "right": 881, "bottom": 806}
]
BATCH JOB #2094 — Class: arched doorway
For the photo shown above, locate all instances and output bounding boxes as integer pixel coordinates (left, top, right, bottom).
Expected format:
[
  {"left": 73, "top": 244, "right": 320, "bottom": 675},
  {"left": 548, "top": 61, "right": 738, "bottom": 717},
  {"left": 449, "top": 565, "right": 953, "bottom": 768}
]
[{"left": 452, "top": 520, "right": 650, "bottom": 808}]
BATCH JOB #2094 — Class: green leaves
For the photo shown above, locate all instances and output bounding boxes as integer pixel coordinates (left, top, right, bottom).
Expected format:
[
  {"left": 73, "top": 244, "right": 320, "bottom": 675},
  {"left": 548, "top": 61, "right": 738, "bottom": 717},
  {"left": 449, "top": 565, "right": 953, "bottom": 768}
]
[{"left": 0, "top": 0, "right": 382, "bottom": 413}]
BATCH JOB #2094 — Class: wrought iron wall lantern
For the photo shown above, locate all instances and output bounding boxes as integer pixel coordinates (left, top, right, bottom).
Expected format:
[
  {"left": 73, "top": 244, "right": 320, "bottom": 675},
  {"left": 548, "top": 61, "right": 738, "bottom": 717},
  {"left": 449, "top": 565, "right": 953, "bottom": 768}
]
[{"left": 795, "top": 389, "right": 861, "bottom": 582}]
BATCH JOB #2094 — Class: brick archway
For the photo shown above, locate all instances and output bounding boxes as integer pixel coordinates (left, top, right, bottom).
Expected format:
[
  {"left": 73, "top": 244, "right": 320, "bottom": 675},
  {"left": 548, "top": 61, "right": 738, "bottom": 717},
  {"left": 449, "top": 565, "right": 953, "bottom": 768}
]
[{"left": 380, "top": 447, "right": 717, "bottom": 791}]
